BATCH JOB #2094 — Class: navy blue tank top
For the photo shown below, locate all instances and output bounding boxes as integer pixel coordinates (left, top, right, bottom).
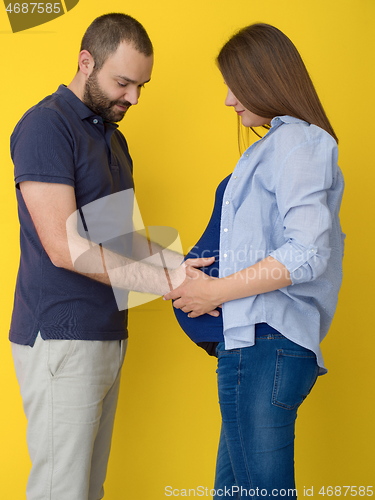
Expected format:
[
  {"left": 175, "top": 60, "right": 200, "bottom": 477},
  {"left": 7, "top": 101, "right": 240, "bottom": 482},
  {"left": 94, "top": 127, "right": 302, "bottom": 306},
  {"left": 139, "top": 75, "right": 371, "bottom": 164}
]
[{"left": 173, "top": 175, "right": 231, "bottom": 343}]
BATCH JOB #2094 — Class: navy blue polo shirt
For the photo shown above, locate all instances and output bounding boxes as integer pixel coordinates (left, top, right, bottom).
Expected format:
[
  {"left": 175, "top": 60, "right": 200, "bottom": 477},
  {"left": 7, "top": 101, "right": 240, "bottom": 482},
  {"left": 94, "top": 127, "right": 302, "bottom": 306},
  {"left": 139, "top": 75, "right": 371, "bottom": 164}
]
[{"left": 10, "top": 85, "right": 134, "bottom": 346}]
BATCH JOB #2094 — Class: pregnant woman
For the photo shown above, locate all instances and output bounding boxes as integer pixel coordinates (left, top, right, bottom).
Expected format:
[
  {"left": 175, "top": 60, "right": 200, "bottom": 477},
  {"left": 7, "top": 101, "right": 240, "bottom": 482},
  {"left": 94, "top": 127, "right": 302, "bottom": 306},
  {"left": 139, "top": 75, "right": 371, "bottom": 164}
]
[{"left": 165, "top": 24, "right": 345, "bottom": 499}]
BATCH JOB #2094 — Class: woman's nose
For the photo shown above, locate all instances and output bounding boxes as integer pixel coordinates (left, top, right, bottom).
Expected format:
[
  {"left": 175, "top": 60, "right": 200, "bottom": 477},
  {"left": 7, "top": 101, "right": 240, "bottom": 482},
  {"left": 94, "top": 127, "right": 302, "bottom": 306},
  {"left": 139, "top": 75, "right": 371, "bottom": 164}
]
[{"left": 225, "top": 87, "right": 237, "bottom": 107}]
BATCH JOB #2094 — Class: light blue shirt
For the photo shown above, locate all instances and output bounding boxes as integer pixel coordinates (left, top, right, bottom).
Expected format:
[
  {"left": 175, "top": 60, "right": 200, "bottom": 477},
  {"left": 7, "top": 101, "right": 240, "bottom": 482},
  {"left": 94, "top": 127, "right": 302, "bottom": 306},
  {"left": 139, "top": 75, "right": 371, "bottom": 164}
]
[{"left": 220, "top": 116, "right": 345, "bottom": 374}]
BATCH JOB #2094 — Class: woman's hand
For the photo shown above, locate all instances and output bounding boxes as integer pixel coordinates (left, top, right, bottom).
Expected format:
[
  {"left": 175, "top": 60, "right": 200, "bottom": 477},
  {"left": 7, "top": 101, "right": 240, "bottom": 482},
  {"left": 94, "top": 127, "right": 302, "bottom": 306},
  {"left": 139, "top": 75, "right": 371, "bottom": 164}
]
[
  {"left": 166, "top": 256, "right": 292, "bottom": 318},
  {"left": 165, "top": 260, "right": 222, "bottom": 318}
]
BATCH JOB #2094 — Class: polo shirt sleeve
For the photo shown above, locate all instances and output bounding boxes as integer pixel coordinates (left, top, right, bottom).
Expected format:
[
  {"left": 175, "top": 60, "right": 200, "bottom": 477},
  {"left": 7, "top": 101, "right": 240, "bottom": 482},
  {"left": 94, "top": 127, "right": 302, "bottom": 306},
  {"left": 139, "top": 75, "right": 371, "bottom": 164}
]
[
  {"left": 269, "top": 130, "right": 338, "bottom": 285},
  {"left": 12, "top": 107, "right": 75, "bottom": 188}
]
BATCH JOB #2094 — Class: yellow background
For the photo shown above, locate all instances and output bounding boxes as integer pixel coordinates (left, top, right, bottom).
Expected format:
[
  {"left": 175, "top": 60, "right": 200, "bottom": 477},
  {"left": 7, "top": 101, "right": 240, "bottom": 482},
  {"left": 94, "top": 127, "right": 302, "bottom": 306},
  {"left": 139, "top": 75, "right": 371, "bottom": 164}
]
[{"left": 1, "top": 0, "right": 374, "bottom": 498}]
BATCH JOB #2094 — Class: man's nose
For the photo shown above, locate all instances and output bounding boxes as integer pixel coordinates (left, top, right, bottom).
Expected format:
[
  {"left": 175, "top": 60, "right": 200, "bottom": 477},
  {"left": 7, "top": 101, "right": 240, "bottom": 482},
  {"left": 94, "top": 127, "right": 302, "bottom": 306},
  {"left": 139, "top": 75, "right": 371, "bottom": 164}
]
[{"left": 125, "top": 87, "right": 140, "bottom": 106}]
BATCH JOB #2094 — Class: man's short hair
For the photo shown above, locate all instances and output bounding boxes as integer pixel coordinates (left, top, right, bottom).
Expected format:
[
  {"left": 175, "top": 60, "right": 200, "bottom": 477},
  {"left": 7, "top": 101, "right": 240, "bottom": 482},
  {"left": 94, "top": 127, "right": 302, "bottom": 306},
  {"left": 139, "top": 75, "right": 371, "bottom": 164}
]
[{"left": 80, "top": 13, "right": 153, "bottom": 71}]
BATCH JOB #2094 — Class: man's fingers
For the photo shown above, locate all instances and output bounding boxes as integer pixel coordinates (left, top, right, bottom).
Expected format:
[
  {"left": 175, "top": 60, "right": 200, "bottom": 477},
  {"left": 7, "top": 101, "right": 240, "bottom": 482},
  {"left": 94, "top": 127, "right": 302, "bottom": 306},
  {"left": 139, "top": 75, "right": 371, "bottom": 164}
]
[
  {"left": 185, "top": 266, "right": 201, "bottom": 279},
  {"left": 185, "top": 256, "right": 215, "bottom": 268},
  {"left": 207, "top": 309, "right": 220, "bottom": 317},
  {"left": 163, "top": 289, "right": 180, "bottom": 301}
]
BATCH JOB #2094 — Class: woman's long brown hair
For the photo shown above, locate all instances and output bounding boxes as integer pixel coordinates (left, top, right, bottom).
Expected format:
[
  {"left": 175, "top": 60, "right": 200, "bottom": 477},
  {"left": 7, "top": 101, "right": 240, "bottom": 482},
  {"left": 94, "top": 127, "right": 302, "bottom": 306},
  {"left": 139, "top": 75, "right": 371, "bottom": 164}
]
[{"left": 217, "top": 23, "right": 338, "bottom": 143}]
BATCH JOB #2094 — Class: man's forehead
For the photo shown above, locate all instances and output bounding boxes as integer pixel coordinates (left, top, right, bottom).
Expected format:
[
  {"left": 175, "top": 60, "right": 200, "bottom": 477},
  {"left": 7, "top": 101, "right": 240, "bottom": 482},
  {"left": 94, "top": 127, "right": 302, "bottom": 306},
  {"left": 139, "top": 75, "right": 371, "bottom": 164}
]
[
  {"left": 100, "top": 42, "right": 153, "bottom": 83},
  {"left": 108, "top": 40, "right": 152, "bottom": 62}
]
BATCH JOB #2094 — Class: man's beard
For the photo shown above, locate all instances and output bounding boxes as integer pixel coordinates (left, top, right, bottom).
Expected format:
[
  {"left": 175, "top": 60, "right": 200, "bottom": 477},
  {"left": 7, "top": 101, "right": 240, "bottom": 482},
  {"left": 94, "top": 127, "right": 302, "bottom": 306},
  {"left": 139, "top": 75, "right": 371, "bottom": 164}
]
[{"left": 83, "top": 71, "right": 131, "bottom": 123}]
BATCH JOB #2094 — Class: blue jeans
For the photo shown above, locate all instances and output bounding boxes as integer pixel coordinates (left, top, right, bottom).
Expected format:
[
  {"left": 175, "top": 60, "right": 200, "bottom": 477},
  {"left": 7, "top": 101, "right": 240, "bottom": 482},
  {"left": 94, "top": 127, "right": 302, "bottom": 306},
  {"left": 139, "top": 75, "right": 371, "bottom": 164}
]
[{"left": 214, "top": 330, "right": 319, "bottom": 499}]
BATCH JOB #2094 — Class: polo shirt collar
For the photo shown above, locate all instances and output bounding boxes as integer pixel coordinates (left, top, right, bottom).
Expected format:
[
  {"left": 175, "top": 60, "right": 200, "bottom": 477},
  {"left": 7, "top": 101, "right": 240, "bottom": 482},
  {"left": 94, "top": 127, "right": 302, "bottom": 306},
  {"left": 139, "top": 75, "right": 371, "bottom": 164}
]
[{"left": 55, "top": 84, "right": 118, "bottom": 128}]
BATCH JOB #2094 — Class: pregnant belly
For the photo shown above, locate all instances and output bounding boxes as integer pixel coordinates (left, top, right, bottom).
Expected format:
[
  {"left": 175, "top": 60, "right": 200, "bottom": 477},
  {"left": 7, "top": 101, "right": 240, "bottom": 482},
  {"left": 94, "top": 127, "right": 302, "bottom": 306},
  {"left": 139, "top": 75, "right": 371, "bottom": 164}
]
[
  {"left": 173, "top": 174, "right": 230, "bottom": 344},
  {"left": 172, "top": 248, "right": 224, "bottom": 343}
]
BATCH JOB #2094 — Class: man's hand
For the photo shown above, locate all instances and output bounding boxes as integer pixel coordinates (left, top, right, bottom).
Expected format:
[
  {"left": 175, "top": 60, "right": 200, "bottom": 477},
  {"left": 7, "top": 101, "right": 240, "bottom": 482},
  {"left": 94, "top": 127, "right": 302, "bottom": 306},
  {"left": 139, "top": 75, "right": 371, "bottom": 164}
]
[{"left": 165, "top": 258, "right": 221, "bottom": 318}]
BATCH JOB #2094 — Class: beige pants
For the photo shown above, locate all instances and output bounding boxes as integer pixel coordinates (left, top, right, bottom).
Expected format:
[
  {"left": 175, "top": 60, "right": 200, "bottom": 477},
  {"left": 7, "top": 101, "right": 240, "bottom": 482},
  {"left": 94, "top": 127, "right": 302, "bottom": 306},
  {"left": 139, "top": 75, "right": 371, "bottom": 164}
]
[{"left": 12, "top": 333, "right": 127, "bottom": 500}]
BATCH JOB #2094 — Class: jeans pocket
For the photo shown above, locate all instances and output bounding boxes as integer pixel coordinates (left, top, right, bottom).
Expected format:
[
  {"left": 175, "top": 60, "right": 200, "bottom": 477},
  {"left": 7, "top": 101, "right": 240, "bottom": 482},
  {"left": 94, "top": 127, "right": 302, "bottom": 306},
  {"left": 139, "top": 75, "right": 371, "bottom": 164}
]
[{"left": 272, "top": 348, "right": 319, "bottom": 410}]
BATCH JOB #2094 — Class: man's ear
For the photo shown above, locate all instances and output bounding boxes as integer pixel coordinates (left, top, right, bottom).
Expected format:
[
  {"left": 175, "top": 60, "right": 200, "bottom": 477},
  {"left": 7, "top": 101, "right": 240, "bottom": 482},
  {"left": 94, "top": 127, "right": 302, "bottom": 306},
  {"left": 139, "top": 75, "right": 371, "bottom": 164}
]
[{"left": 78, "top": 50, "right": 95, "bottom": 76}]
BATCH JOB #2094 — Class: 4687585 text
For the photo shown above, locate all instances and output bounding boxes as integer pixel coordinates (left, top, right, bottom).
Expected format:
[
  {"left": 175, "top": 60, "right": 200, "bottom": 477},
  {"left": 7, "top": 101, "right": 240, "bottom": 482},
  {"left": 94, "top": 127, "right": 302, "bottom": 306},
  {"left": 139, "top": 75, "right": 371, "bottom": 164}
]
[{"left": 304, "top": 486, "right": 373, "bottom": 497}]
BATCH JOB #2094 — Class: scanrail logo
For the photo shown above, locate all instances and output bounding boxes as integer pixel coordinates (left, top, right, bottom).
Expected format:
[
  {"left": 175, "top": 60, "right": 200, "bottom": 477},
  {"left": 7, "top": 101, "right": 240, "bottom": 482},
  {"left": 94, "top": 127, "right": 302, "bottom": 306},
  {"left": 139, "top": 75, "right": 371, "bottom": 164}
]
[{"left": 3, "top": 0, "right": 79, "bottom": 32}]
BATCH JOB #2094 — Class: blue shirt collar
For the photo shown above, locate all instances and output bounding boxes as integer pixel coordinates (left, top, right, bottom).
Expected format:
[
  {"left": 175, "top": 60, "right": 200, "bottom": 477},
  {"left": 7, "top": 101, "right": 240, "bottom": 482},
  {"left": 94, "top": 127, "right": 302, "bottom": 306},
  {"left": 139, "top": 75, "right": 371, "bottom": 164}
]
[{"left": 271, "top": 115, "right": 307, "bottom": 127}]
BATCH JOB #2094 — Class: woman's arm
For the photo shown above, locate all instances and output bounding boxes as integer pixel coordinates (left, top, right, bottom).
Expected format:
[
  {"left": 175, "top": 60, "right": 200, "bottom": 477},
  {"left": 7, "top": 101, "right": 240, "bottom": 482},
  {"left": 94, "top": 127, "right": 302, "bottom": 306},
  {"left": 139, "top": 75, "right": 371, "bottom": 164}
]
[{"left": 164, "top": 130, "right": 339, "bottom": 317}]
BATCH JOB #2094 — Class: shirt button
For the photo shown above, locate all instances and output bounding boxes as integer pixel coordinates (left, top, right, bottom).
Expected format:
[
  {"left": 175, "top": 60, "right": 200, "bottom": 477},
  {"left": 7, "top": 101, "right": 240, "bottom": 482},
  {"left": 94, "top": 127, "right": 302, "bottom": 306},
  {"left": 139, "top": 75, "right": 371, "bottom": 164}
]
[
  {"left": 223, "top": 253, "right": 228, "bottom": 258},
  {"left": 225, "top": 200, "right": 230, "bottom": 205},
  {"left": 233, "top": 176, "right": 237, "bottom": 179},
  {"left": 223, "top": 228, "right": 228, "bottom": 232},
  {"left": 93, "top": 119, "right": 99, "bottom": 124}
]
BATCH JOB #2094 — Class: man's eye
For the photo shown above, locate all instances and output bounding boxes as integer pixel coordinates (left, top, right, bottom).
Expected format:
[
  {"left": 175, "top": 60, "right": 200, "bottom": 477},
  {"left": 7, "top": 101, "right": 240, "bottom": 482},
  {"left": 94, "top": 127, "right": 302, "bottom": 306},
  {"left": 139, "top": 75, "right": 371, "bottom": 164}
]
[{"left": 118, "top": 82, "right": 127, "bottom": 87}]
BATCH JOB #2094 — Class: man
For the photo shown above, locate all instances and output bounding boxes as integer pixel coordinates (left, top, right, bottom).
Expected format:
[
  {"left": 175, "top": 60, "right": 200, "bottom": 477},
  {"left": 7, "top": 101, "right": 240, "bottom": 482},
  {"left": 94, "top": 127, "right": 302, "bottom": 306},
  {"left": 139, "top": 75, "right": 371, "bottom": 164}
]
[{"left": 10, "top": 13, "right": 213, "bottom": 500}]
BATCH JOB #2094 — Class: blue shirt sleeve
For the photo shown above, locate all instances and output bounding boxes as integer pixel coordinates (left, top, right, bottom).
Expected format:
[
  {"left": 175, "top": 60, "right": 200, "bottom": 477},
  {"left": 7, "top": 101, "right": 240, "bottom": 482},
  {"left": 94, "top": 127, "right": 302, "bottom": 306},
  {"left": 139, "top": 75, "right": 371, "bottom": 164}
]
[
  {"left": 12, "top": 106, "right": 75, "bottom": 188},
  {"left": 269, "top": 131, "right": 338, "bottom": 284}
]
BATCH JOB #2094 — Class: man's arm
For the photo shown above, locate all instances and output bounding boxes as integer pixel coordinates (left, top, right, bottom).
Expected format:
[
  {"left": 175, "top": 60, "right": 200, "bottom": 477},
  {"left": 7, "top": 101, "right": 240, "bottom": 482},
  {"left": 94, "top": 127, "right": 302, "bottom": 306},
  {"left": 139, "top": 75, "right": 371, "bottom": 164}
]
[
  {"left": 130, "top": 229, "right": 184, "bottom": 270},
  {"left": 20, "top": 182, "right": 76, "bottom": 268},
  {"left": 20, "top": 181, "right": 213, "bottom": 296}
]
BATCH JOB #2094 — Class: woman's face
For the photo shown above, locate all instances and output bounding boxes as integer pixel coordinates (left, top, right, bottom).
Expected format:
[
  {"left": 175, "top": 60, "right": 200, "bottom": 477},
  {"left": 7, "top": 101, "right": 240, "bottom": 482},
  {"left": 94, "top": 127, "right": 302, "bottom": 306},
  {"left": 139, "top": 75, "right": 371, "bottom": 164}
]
[{"left": 225, "top": 86, "right": 271, "bottom": 128}]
